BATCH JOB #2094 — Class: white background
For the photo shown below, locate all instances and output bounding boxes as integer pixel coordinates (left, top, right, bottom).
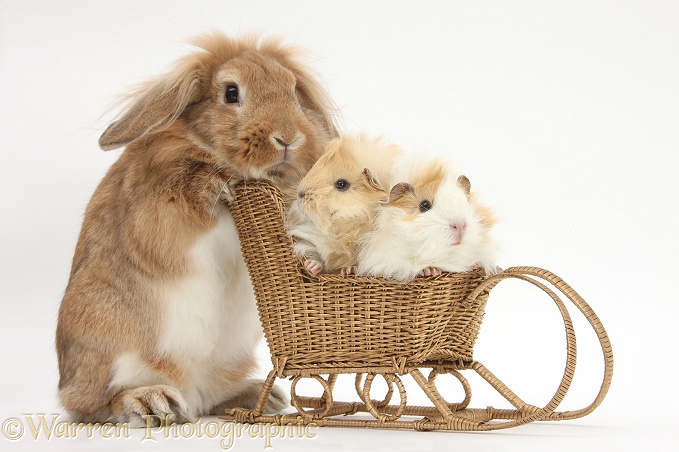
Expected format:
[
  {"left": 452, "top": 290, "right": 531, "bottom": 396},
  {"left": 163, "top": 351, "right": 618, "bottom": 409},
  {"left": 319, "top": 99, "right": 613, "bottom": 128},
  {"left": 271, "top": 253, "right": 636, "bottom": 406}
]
[{"left": 1, "top": 0, "right": 678, "bottom": 450}]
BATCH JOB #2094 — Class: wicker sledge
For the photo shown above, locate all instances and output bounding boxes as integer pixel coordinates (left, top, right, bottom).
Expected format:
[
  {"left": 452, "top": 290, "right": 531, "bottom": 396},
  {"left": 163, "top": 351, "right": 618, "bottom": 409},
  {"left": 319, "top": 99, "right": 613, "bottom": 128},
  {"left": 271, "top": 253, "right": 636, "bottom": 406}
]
[{"left": 221, "top": 180, "right": 613, "bottom": 431}]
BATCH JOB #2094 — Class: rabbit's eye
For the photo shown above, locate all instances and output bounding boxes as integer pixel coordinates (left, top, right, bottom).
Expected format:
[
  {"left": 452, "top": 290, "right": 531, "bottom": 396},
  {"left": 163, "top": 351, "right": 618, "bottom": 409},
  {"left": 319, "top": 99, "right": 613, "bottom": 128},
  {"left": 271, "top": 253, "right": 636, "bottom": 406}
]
[
  {"left": 224, "top": 85, "right": 239, "bottom": 104},
  {"left": 334, "top": 179, "right": 350, "bottom": 191},
  {"left": 419, "top": 200, "right": 432, "bottom": 213}
]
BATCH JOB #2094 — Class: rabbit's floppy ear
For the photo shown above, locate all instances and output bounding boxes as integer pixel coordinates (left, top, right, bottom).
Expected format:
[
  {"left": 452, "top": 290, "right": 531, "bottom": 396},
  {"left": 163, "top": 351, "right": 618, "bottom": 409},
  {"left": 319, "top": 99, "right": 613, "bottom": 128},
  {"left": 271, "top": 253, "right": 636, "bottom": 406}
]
[
  {"left": 259, "top": 40, "right": 339, "bottom": 139},
  {"left": 98, "top": 65, "right": 203, "bottom": 151},
  {"left": 293, "top": 72, "right": 338, "bottom": 138}
]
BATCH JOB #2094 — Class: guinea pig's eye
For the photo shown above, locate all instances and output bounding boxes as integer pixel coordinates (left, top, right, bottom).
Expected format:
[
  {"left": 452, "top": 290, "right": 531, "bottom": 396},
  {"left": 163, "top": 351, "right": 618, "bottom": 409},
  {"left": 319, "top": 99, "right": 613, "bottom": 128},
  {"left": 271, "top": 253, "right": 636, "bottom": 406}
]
[
  {"left": 334, "top": 179, "right": 350, "bottom": 191},
  {"left": 419, "top": 200, "right": 432, "bottom": 213},
  {"left": 224, "top": 85, "right": 239, "bottom": 104}
]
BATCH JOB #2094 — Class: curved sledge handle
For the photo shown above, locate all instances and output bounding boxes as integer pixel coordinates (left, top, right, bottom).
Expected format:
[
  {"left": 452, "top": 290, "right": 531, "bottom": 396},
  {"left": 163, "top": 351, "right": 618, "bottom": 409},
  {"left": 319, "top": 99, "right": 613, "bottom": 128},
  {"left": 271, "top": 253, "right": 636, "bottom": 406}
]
[{"left": 466, "top": 266, "right": 614, "bottom": 423}]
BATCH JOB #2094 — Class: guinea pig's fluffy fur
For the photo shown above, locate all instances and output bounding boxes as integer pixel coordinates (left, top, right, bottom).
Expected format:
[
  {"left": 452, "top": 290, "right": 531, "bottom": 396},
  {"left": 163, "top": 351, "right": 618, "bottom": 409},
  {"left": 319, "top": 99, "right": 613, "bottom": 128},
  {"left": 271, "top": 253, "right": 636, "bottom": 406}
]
[
  {"left": 288, "top": 133, "right": 403, "bottom": 274},
  {"left": 358, "top": 154, "right": 498, "bottom": 282}
]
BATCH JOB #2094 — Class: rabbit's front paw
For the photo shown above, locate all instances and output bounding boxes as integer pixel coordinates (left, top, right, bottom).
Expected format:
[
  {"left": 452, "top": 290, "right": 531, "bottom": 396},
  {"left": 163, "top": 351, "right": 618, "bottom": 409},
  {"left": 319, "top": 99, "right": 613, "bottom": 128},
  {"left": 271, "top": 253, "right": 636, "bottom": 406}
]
[{"left": 217, "top": 180, "right": 239, "bottom": 203}]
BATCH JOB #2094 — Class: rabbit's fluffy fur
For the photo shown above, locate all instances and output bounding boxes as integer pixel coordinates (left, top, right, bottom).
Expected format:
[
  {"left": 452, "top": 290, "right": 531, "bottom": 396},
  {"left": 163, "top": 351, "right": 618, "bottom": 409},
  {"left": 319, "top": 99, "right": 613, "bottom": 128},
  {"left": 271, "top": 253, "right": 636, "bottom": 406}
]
[{"left": 56, "top": 32, "right": 337, "bottom": 426}]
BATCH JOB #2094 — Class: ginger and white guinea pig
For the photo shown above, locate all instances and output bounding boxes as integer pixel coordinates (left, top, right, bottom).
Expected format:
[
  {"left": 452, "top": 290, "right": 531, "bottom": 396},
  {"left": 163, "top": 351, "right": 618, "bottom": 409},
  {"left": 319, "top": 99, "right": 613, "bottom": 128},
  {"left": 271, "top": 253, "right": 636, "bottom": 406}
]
[
  {"left": 288, "top": 133, "right": 403, "bottom": 275},
  {"left": 357, "top": 154, "right": 498, "bottom": 282}
]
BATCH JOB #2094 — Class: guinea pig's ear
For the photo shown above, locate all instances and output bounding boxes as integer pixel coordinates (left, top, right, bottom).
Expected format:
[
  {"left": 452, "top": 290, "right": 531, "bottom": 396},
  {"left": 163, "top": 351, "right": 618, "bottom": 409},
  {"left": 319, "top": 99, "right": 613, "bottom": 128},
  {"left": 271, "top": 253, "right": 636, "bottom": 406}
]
[
  {"left": 388, "top": 182, "right": 414, "bottom": 204},
  {"left": 362, "top": 168, "right": 383, "bottom": 191},
  {"left": 457, "top": 175, "right": 471, "bottom": 197},
  {"left": 98, "top": 66, "right": 203, "bottom": 151}
]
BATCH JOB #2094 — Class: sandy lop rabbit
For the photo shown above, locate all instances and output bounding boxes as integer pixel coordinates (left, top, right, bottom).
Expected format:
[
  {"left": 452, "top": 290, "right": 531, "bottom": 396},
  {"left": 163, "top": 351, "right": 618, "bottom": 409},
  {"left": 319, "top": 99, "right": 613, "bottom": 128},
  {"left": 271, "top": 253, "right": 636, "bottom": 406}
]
[
  {"left": 288, "top": 134, "right": 402, "bottom": 275},
  {"left": 56, "top": 32, "right": 337, "bottom": 427}
]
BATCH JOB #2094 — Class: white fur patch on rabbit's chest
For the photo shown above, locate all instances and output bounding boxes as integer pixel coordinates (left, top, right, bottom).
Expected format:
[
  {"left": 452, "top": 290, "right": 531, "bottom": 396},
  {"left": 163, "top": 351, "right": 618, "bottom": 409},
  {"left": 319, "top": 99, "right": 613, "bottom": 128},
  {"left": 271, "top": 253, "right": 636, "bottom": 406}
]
[
  {"left": 109, "top": 204, "right": 261, "bottom": 414},
  {"left": 156, "top": 204, "right": 261, "bottom": 405},
  {"left": 159, "top": 204, "right": 260, "bottom": 358}
]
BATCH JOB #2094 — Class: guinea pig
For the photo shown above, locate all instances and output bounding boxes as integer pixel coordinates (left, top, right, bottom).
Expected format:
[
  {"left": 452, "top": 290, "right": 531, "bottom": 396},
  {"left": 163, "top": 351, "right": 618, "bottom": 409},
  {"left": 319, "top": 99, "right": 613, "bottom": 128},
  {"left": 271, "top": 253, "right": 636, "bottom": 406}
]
[
  {"left": 357, "top": 154, "right": 498, "bottom": 282},
  {"left": 288, "top": 133, "right": 402, "bottom": 275},
  {"left": 56, "top": 33, "right": 337, "bottom": 427}
]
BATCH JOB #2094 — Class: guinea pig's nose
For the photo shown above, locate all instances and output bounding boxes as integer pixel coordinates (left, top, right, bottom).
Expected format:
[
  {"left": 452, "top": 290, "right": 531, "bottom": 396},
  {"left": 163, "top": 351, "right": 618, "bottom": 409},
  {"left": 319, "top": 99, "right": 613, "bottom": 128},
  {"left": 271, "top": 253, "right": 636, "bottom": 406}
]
[
  {"left": 450, "top": 221, "right": 467, "bottom": 244},
  {"left": 450, "top": 221, "right": 467, "bottom": 231},
  {"left": 450, "top": 221, "right": 467, "bottom": 233},
  {"left": 298, "top": 190, "right": 306, "bottom": 200}
]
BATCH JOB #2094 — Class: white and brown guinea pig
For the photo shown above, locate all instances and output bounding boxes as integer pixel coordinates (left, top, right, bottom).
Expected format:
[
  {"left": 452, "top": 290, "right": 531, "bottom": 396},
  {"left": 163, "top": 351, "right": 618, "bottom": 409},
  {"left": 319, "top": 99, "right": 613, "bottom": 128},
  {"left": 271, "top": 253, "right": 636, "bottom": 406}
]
[
  {"left": 358, "top": 154, "right": 498, "bottom": 282},
  {"left": 288, "top": 133, "right": 403, "bottom": 275}
]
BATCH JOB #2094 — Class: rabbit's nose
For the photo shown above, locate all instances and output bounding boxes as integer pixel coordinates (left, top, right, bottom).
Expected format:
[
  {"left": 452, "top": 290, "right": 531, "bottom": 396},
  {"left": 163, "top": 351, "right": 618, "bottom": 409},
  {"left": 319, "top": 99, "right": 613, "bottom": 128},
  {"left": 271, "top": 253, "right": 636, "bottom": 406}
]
[
  {"left": 275, "top": 137, "right": 290, "bottom": 148},
  {"left": 271, "top": 133, "right": 304, "bottom": 151}
]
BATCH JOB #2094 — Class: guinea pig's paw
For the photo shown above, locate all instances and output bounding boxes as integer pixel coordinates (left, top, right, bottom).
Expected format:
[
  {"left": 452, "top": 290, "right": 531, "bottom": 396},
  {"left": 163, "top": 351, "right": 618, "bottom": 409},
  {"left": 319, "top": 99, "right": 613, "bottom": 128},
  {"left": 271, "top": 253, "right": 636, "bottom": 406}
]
[
  {"left": 485, "top": 265, "right": 501, "bottom": 276},
  {"left": 469, "top": 262, "right": 496, "bottom": 274},
  {"left": 304, "top": 259, "right": 324, "bottom": 275},
  {"left": 418, "top": 267, "right": 442, "bottom": 278},
  {"left": 340, "top": 266, "right": 357, "bottom": 277},
  {"left": 110, "top": 385, "right": 194, "bottom": 428}
]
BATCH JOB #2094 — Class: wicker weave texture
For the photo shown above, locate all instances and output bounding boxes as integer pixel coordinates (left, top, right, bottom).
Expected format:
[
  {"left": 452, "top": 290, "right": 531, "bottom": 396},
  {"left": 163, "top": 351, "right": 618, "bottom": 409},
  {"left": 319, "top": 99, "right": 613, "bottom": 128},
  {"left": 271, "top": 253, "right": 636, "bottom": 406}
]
[
  {"left": 223, "top": 180, "right": 613, "bottom": 431},
  {"left": 228, "top": 181, "right": 491, "bottom": 370}
]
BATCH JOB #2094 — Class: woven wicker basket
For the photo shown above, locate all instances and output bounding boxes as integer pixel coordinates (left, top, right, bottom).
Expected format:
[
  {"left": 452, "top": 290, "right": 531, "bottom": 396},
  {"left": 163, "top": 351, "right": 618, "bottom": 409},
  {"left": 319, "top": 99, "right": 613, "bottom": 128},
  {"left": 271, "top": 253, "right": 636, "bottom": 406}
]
[
  {"left": 224, "top": 180, "right": 613, "bottom": 431},
  {"left": 228, "top": 180, "right": 490, "bottom": 370}
]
